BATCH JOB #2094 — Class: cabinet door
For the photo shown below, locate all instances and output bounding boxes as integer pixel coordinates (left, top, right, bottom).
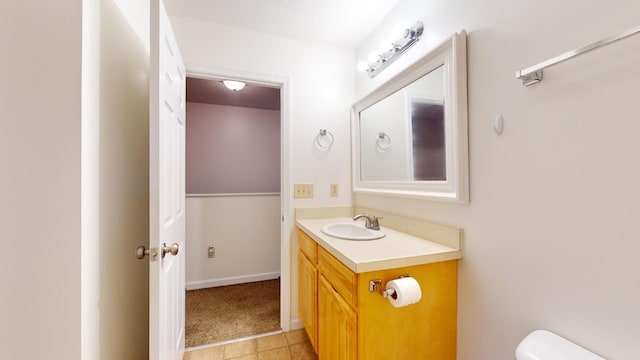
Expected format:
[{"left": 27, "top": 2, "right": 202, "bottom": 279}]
[
  {"left": 318, "top": 274, "right": 357, "bottom": 360},
  {"left": 298, "top": 251, "right": 318, "bottom": 351}
]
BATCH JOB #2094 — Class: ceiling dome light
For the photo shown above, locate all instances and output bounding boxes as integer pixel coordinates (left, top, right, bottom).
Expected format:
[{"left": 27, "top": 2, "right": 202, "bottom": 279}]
[{"left": 222, "top": 80, "right": 246, "bottom": 91}]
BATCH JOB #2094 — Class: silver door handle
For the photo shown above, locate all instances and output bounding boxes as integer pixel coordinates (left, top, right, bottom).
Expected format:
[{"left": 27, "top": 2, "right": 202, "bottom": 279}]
[
  {"left": 135, "top": 246, "right": 157, "bottom": 260},
  {"left": 161, "top": 243, "right": 179, "bottom": 258}
]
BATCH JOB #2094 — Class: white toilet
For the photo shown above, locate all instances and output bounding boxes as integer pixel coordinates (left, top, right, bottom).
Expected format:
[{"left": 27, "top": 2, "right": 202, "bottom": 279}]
[{"left": 516, "top": 330, "right": 606, "bottom": 360}]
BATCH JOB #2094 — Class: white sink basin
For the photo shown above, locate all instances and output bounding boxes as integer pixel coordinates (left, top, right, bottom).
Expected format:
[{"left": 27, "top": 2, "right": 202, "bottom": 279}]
[{"left": 321, "top": 222, "right": 386, "bottom": 241}]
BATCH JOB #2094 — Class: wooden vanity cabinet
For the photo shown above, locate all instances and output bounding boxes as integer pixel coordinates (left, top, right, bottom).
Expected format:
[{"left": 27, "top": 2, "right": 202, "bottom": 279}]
[
  {"left": 297, "top": 228, "right": 458, "bottom": 360},
  {"left": 298, "top": 230, "right": 318, "bottom": 351}
]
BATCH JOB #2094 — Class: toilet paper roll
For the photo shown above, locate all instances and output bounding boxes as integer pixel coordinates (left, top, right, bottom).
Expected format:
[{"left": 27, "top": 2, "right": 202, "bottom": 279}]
[{"left": 386, "top": 277, "right": 422, "bottom": 308}]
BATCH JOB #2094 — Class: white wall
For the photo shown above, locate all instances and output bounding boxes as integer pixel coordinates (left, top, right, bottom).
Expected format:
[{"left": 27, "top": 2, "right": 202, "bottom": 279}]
[
  {"left": 186, "top": 195, "right": 281, "bottom": 289},
  {"left": 355, "top": 1, "right": 640, "bottom": 358},
  {"left": 0, "top": 1, "right": 82, "bottom": 358},
  {"left": 82, "top": 0, "right": 100, "bottom": 357},
  {"left": 112, "top": 0, "right": 150, "bottom": 53},
  {"left": 169, "top": 17, "right": 355, "bottom": 326},
  {"left": 96, "top": 0, "right": 150, "bottom": 358},
  {"left": 1, "top": 0, "right": 150, "bottom": 359}
]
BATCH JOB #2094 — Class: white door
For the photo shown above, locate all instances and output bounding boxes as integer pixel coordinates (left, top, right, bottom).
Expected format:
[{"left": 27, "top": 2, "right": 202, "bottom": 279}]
[{"left": 149, "top": 1, "right": 186, "bottom": 359}]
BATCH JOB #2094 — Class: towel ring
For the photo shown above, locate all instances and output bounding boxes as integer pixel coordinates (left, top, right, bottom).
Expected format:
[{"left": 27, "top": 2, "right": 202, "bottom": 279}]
[
  {"left": 316, "top": 129, "right": 334, "bottom": 149},
  {"left": 376, "top": 132, "right": 391, "bottom": 150}
]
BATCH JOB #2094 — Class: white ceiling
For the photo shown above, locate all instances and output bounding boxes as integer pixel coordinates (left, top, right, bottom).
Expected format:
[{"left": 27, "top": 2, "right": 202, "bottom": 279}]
[{"left": 163, "top": 0, "right": 399, "bottom": 49}]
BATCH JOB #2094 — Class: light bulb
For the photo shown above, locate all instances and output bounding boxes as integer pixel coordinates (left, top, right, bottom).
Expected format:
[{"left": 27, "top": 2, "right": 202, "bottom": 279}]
[
  {"left": 367, "top": 52, "right": 379, "bottom": 64},
  {"left": 378, "top": 39, "right": 393, "bottom": 53},
  {"left": 356, "top": 61, "right": 369, "bottom": 72},
  {"left": 392, "top": 23, "right": 409, "bottom": 39}
]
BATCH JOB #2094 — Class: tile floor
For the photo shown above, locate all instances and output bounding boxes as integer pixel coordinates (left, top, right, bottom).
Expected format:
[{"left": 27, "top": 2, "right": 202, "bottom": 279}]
[{"left": 184, "top": 329, "right": 317, "bottom": 360}]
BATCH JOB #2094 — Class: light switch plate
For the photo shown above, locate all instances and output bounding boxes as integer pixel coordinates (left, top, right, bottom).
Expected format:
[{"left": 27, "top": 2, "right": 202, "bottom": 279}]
[
  {"left": 330, "top": 184, "right": 338, "bottom": 197},
  {"left": 294, "top": 183, "right": 314, "bottom": 198}
]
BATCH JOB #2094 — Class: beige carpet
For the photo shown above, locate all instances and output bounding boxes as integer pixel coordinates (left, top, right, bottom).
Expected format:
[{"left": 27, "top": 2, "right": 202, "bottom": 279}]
[{"left": 185, "top": 279, "right": 281, "bottom": 347}]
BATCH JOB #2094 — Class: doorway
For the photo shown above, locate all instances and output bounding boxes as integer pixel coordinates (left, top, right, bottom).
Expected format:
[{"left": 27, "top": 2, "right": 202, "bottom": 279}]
[{"left": 183, "top": 69, "right": 291, "bottom": 348}]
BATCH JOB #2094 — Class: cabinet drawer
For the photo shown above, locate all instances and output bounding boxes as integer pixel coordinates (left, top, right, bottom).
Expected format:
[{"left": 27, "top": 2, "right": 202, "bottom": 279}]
[
  {"left": 318, "top": 247, "right": 357, "bottom": 309},
  {"left": 298, "top": 229, "right": 317, "bottom": 264}
]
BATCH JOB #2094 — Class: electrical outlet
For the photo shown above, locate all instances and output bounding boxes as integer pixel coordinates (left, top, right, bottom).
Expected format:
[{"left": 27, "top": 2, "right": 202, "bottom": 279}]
[
  {"left": 330, "top": 183, "right": 338, "bottom": 197},
  {"left": 294, "top": 183, "right": 314, "bottom": 198},
  {"left": 208, "top": 245, "right": 215, "bottom": 258}
]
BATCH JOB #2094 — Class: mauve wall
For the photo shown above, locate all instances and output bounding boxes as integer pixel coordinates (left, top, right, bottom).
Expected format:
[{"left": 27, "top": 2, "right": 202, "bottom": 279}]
[{"left": 186, "top": 102, "right": 281, "bottom": 194}]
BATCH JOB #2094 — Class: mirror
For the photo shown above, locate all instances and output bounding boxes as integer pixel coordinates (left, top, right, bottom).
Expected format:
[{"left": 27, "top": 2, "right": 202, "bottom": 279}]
[{"left": 352, "top": 31, "right": 468, "bottom": 202}]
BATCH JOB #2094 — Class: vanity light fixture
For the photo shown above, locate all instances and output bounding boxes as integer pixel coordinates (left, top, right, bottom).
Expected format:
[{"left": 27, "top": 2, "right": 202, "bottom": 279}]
[
  {"left": 357, "top": 21, "right": 424, "bottom": 78},
  {"left": 222, "top": 80, "right": 246, "bottom": 91}
]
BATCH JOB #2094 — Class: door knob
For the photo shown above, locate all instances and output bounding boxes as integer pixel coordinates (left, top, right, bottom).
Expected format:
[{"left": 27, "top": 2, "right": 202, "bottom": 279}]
[
  {"left": 161, "top": 243, "right": 179, "bottom": 258},
  {"left": 135, "top": 246, "right": 157, "bottom": 260}
]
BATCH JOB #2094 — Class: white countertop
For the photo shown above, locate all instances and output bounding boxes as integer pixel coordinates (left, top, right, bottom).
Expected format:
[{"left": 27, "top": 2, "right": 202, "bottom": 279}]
[{"left": 296, "top": 217, "right": 462, "bottom": 273}]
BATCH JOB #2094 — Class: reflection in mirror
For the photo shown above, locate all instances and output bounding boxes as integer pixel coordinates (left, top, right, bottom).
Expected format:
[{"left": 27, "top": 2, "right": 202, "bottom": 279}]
[
  {"left": 352, "top": 31, "right": 468, "bottom": 202},
  {"left": 360, "top": 65, "right": 445, "bottom": 182},
  {"left": 412, "top": 97, "right": 445, "bottom": 181}
]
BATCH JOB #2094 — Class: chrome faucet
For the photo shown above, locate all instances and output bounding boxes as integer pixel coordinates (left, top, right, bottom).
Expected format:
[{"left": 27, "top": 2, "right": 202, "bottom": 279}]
[{"left": 353, "top": 213, "right": 383, "bottom": 230}]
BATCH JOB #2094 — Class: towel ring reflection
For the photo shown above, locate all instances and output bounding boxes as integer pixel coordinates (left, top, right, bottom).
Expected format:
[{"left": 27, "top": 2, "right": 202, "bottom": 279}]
[
  {"left": 376, "top": 132, "right": 391, "bottom": 150},
  {"left": 316, "top": 129, "right": 334, "bottom": 149}
]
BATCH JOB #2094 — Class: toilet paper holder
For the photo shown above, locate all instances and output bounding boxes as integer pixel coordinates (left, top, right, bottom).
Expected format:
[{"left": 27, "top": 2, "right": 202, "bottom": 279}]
[{"left": 369, "top": 275, "right": 409, "bottom": 298}]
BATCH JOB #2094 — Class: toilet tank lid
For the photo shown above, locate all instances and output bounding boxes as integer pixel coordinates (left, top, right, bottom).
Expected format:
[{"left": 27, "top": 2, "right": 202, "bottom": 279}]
[{"left": 516, "top": 330, "right": 605, "bottom": 360}]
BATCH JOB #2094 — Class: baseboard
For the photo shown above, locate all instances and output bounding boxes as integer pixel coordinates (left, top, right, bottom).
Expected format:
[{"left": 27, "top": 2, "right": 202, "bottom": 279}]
[
  {"left": 186, "top": 271, "right": 281, "bottom": 290},
  {"left": 290, "top": 317, "right": 304, "bottom": 331}
]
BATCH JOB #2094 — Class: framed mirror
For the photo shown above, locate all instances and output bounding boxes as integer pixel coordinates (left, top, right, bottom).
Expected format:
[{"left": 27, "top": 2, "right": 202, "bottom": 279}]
[{"left": 352, "top": 31, "right": 468, "bottom": 202}]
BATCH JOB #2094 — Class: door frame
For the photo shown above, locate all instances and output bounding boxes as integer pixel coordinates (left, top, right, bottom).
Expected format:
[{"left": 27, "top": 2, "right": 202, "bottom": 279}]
[{"left": 184, "top": 64, "right": 292, "bottom": 332}]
